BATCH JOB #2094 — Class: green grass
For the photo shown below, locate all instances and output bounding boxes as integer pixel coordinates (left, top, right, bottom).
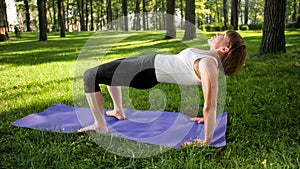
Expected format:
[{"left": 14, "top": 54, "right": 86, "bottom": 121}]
[{"left": 1, "top": 30, "right": 300, "bottom": 168}]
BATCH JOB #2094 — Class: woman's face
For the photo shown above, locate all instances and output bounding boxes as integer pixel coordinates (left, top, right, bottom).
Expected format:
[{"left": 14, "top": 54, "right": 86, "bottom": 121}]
[{"left": 208, "top": 33, "right": 228, "bottom": 51}]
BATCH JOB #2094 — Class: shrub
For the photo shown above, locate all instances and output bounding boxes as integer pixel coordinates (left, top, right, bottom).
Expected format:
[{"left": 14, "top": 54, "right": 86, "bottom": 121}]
[
  {"left": 200, "top": 24, "right": 223, "bottom": 32},
  {"left": 248, "top": 23, "right": 263, "bottom": 30},
  {"left": 240, "top": 24, "right": 249, "bottom": 30}
]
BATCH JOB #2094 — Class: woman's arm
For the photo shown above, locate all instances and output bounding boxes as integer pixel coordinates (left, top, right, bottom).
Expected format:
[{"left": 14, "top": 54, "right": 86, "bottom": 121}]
[
  {"left": 183, "top": 57, "right": 219, "bottom": 147},
  {"left": 200, "top": 57, "right": 218, "bottom": 145}
]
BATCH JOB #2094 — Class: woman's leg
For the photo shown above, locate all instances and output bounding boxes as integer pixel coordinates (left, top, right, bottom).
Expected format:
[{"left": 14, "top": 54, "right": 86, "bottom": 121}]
[
  {"left": 78, "top": 92, "right": 108, "bottom": 133},
  {"left": 78, "top": 66, "right": 111, "bottom": 133},
  {"left": 106, "top": 86, "right": 126, "bottom": 120}
]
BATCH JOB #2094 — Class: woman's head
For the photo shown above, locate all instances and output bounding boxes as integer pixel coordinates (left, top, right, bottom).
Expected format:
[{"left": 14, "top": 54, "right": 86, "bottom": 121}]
[{"left": 208, "top": 30, "right": 247, "bottom": 76}]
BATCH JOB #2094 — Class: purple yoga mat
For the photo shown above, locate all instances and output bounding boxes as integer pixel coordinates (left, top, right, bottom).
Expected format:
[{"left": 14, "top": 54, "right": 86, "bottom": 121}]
[{"left": 13, "top": 104, "right": 227, "bottom": 148}]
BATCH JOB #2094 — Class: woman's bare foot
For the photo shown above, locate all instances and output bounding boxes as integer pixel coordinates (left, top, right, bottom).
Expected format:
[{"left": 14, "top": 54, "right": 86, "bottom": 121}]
[
  {"left": 78, "top": 123, "right": 108, "bottom": 134},
  {"left": 106, "top": 110, "right": 126, "bottom": 120}
]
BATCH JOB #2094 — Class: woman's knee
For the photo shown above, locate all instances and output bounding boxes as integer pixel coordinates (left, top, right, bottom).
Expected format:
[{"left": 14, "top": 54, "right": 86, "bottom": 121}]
[{"left": 83, "top": 67, "right": 97, "bottom": 83}]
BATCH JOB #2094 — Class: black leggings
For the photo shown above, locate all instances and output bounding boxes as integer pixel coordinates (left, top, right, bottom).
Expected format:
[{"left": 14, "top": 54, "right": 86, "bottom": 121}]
[{"left": 83, "top": 54, "right": 159, "bottom": 93}]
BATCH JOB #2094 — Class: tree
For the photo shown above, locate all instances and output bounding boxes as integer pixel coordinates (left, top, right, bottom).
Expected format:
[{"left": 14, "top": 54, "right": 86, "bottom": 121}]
[
  {"left": 260, "top": 0, "right": 286, "bottom": 54},
  {"left": 78, "top": 0, "right": 85, "bottom": 31},
  {"left": 52, "top": 0, "right": 58, "bottom": 31},
  {"left": 165, "top": 0, "right": 176, "bottom": 39},
  {"left": 122, "top": 0, "right": 128, "bottom": 31},
  {"left": 37, "top": 0, "right": 47, "bottom": 41},
  {"left": 106, "top": 0, "right": 112, "bottom": 29},
  {"left": 244, "top": 0, "right": 249, "bottom": 24},
  {"left": 0, "top": 0, "right": 9, "bottom": 41},
  {"left": 231, "top": 0, "right": 239, "bottom": 30},
  {"left": 142, "top": 0, "right": 148, "bottom": 30},
  {"left": 24, "top": 0, "right": 32, "bottom": 31},
  {"left": 134, "top": 0, "right": 141, "bottom": 30},
  {"left": 182, "top": 0, "right": 196, "bottom": 41},
  {"left": 85, "top": 0, "right": 89, "bottom": 31},
  {"left": 223, "top": 0, "right": 228, "bottom": 30},
  {"left": 90, "top": 0, "right": 94, "bottom": 31},
  {"left": 58, "top": 0, "right": 66, "bottom": 37}
]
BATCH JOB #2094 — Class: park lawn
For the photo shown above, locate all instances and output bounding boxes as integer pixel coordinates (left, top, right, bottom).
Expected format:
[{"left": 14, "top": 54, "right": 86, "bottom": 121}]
[{"left": 0, "top": 30, "right": 299, "bottom": 168}]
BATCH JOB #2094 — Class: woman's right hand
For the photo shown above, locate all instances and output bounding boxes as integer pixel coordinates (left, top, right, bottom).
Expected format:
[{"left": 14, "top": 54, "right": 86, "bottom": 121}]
[{"left": 189, "top": 117, "right": 204, "bottom": 124}]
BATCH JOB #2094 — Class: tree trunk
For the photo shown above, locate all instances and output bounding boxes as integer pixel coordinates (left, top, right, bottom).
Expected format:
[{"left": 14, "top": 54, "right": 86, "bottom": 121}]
[
  {"left": 180, "top": 0, "right": 184, "bottom": 29},
  {"left": 161, "top": 0, "right": 165, "bottom": 30},
  {"left": 24, "top": 0, "right": 32, "bottom": 32},
  {"left": 78, "top": 0, "right": 84, "bottom": 31},
  {"left": 292, "top": 0, "right": 297, "bottom": 22},
  {"left": 122, "top": 0, "right": 128, "bottom": 31},
  {"left": 53, "top": 0, "right": 57, "bottom": 31},
  {"left": 135, "top": 0, "right": 141, "bottom": 30},
  {"left": 44, "top": 0, "right": 49, "bottom": 32},
  {"left": 231, "top": 0, "right": 239, "bottom": 30},
  {"left": 0, "top": 0, "right": 9, "bottom": 41},
  {"left": 66, "top": 0, "right": 69, "bottom": 32},
  {"left": 90, "top": 0, "right": 94, "bottom": 31},
  {"left": 142, "top": 0, "right": 147, "bottom": 30},
  {"left": 165, "top": 0, "right": 176, "bottom": 39},
  {"left": 260, "top": 0, "right": 286, "bottom": 54},
  {"left": 244, "top": 0, "right": 249, "bottom": 25},
  {"left": 239, "top": 0, "right": 243, "bottom": 24},
  {"left": 106, "top": 0, "right": 112, "bottom": 29},
  {"left": 58, "top": 0, "right": 66, "bottom": 37},
  {"left": 37, "top": 0, "right": 47, "bottom": 41},
  {"left": 223, "top": 0, "right": 228, "bottom": 30},
  {"left": 182, "top": 0, "right": 196, "bottom": 41},
  {"left": 85, "top": 0, "right": 89, "bottom": 31}
]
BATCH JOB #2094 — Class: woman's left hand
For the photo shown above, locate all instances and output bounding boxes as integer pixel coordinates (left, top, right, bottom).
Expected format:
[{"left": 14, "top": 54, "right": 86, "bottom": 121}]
[
  {"left": 181, "top": 139, "right": 207, "bottom": 147},
  {"left": 181, "top": 136, "right": 212, "bottom": 147}
]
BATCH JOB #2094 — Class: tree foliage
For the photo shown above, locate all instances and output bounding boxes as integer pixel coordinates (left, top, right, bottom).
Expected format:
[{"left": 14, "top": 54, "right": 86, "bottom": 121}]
[{"left": 11, "top": 0, "right": 299, "bottom": 32}]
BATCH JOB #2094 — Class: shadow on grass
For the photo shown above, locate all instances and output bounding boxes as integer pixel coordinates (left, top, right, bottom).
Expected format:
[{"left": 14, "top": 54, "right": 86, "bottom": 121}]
[{"left": 0, "top": 31, "right": 193, "bottom": 66}]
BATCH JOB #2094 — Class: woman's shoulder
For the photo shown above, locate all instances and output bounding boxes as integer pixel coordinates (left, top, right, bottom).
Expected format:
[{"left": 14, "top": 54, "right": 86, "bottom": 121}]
[{"left": 199, "top": 56, "right": 219, "bottom": 70}]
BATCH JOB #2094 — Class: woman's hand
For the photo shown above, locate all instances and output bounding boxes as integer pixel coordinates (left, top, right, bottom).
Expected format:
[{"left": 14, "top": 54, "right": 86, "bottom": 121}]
[
  {"left": 189, "top": 117, "right": 204, "bottom": 124},
  {"left": 181, "top": 139, "right": 207, "bottom": 147}
]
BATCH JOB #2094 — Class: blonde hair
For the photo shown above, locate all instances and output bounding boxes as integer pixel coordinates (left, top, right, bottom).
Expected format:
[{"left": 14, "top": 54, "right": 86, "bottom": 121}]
[{"left": 221, "top": 30, "right": 247, "bottom": 76}]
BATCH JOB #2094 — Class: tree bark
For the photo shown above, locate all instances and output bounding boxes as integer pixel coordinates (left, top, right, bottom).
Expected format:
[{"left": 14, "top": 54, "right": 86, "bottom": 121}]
[
  {"left": 135, "top": 0, "right": 141, "bottom": 30},
  {"left": 161, "top": 0, "right": 165, "bottom": 30},
  {"left": 24, "top": 0, "right": 32, "bottom": 32},
  {"left": 66, "top": 0, "right": 69, "bottom": 32},
  {"left": 182, "top": 0, "right": 196, "bottom": 41},
  {"left": 38, "top": 0, "right": 47, "bottom": 41},
  {"left": 0, "top": 0, "right": 9, "bottom": 41},
  {"left": 122, "top": 0, "right": 128, "bottom": 31},
  {"left": 260, "top": 0, "right": 286, "bottom": 54},
  {"left": 291, "top": 0, "right": 297, "bottom": 22},
  {"left": 85, "top": 0, "right": 89, "bottom": 31},
  {"left": 142, "top": 0, "right": 147, "bottom": 30},
  {"left": 223, "top": 0, "right": 228, "bottom": 30},
  {"left": 90, "top": 0, "right": 94, "bottom": 31},
  {"left": 165, "top": 0, "right": 176, "bottom": 39},
  {"left": 106, "top": 0, "right": 112, "bottom": 29},
  {"left": 244, "top": 0, "right": 249, "bottom": 24},
  {"left": 53, "top": 0, "right": 57, "bottom": 31},
  {"left": 78, "top": 0, "right": 84, "bottom": 31},
  {"left": 180, "top": 0, "right": 184, "bottom": 29},
  {"left": 58, "top": 0, "right": 66, "bottom": 37},
  {"left": 231, "top": 0, "right": 239, "bottom": 30}
]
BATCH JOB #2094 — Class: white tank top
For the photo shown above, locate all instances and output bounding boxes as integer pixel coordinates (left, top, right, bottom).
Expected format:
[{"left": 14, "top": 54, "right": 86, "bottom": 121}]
[{"left": 154, "top": 48, "right": 218, "bottom": 85}]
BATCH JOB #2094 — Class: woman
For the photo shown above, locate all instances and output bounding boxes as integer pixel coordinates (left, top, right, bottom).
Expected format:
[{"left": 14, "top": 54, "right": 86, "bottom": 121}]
[{"left": 79, "top": 30, "right": 246, "bottom": 147}]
